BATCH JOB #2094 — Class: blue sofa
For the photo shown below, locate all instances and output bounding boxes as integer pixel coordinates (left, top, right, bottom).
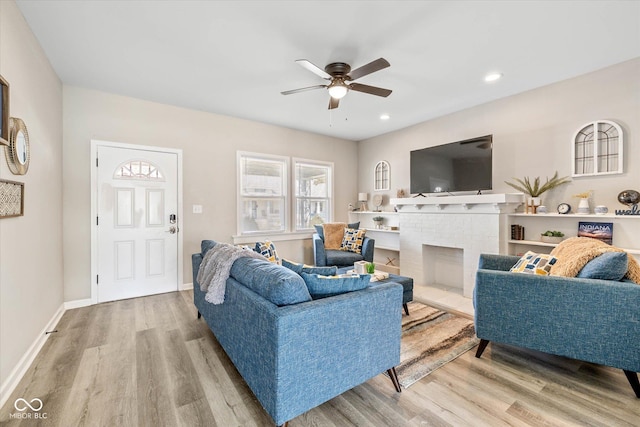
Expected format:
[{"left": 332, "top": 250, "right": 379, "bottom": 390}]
[
  {"left": 192, "top": 240, "right": 403, "bottom": 426},
  {"left": 474, "top": 254, "right": 640, "bottom": 398}
]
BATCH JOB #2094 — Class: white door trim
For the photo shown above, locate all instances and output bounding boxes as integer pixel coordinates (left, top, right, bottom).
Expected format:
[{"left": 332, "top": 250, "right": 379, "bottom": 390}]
[{"left": 90, "top": 139, "right": 183, "bottom": 305}]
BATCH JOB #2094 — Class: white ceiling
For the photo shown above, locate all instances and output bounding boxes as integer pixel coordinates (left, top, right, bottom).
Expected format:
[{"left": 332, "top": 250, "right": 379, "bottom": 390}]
[{"left": 15, "top": 0, "right": 640, "bottom": 141}]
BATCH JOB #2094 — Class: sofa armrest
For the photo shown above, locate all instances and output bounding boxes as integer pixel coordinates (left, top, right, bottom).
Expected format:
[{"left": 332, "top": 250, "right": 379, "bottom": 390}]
[
  {"left": 312, "top": 233, "right": 327, "bottom": 266},
  {"left": 362, "top": 237, "right": 375, "bottom": 263},
  {"left": 474, "top": 268, "right": 640, "bottom": 372},
  {"left": 192, "top": 253, "right": 203, "bottom": 287},
  {"left": 477, "top": 253, "right": 520, "bottom": 271}
]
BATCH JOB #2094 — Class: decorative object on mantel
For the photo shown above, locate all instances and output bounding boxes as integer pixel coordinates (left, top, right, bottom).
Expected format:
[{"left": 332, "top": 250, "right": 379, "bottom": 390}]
[
  {"left": 358, "top": 192, "right": 368, "bottom": 211},
  {"left": 594, "top": 205, "right": 608, "bottom": 215},
  {"left": 0, "top": 178, "right": 24, "bottom": 218},
  {"left": 573, "top": 190, "right": 592, "bottom": 214},
  {"left": 5, "top": 117, "right": 30, "bottom": 175},
  {"left": 572, "top": 120, "right": 623, "bottom": 177},
  {"left": 557, "top": 203, "right": 571, "bottom": 214},
  {"left": 396, "top": 189, "right": 406, "bottom": 198},
  {"left": 616, "top": 189, "right": 640, "bottom": 216},
  {"left": 0, "top": 75, "right": 9, "bottom": 146},
  {"left": 537, "top": 205, "right": 548, "bottom": 214},
  {"left": 372, "top": 216, "right": 384, "bottom": 229},
  {"left": 505, "top": 171, "right": 571, "bottom": 214},
  {"left": 541, "top": 230, "right": 565, "bottom": 244},
  {"left": 372, "top": 194, "right": 383, "bottom": 211}
]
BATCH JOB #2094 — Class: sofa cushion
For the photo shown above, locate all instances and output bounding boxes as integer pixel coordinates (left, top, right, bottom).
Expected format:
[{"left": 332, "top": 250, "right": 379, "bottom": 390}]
[
  {"left": 510, "top": 251, "right": 557, "bottom": 275},
  {"left": 340, "top": 228, "right": 367, "bottom": 254},
  {"left": 281, "top": 258, "right": 337, "bottom": 276},
  {"left": 314, "top": 221, "right": 359, "bottom": 241},
  {"left": 230, "top": 257, "right": 311, "bottom": 306},
  {"left": 576, "top": 251, "right": 628, "bottom": 281},
  {"left": 254, "top": 240, "right": 280, "bottom": 263},
  {"left": 325, "top": 249, "right": 365, "bottom": 266},
  {"left": 300, "top": 272, "right": 370, "bottom": 299}
]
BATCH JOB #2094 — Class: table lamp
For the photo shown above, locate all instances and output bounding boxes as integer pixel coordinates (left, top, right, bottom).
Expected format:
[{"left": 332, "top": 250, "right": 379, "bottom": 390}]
[{"left": 358, "top": 192, "right": 368, "bottom": 211}]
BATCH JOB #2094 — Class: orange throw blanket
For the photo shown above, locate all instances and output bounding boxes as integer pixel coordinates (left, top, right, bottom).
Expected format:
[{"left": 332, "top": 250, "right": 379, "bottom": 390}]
[
  {"left": 323, "top": 222, "right": 347, "bottom": 250},
  {"left": 550, "top": 237, "right": 640, "bottom": 284}
]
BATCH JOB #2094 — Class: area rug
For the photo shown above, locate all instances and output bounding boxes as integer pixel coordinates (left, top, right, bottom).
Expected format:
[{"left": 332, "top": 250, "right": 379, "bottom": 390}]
[{"left": 397, "top": 302, "right": 479, "bottom": 388}]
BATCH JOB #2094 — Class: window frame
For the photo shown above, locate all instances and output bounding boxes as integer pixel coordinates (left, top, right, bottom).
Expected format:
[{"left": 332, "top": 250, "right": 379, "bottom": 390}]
[
  {"left": 237, "top": 151, "right": 289, "bottom": 236},
  {"left": 292, "top": 157, "right": 334, "bottom": 232}
]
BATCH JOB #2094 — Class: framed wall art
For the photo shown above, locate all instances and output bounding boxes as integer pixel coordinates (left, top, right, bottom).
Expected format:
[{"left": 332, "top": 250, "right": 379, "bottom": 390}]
[
  {"left": 0, "top": 178, "right": 24, "bottom": 218},
  {"left": 0, "top": 75, "right": 9, "bottom": 146}
]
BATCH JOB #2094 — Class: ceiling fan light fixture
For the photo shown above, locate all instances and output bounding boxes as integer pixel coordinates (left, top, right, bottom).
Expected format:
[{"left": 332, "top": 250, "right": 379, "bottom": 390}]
[{"left": 327, "top": 81, "right": 348, "bottom": 99}]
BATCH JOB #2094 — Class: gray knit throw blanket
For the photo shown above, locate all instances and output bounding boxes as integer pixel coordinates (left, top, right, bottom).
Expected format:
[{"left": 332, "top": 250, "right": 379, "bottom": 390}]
[{"left": 197, "top": 243, "right": 266, "bottom": 304}]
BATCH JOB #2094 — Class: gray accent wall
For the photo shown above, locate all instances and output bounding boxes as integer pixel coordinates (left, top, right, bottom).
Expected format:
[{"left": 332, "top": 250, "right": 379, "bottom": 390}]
[
  {"left": 0, "top": 1, "right": 64, "bottom": 390},
  {"left": 357, "top": 58, "right": 640, "bottom": 213},
  {"left": 62, "top": 87, "right": 358, "bottom": 301}
]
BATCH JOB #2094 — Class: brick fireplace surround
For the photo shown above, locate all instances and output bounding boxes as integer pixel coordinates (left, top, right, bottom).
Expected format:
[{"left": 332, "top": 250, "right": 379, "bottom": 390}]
[{"left": 391, "top": 194, "right": 524, "bottom": 298}]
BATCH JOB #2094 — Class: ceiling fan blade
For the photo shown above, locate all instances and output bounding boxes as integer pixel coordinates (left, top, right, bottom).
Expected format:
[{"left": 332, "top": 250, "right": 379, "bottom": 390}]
[
  {"left": 349, "top": 83, "right": 392, "bottom": 97},
  {"left": 281, "top": 85, "right": 326, "bottom": 95},
  {"left": 347, "top": 58, "right": 390, "bottom": 81},
  {"left": 328, "top": 97, "right": 340, "bottom": 110},
  {"left": 296, "top": 59, "right": 332, "bottom": 79}
]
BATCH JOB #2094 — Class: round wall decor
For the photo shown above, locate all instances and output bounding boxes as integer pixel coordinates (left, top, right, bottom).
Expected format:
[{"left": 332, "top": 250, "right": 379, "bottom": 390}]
[{"left": 5, "top": 117, "right": 29, "bottom": 175}]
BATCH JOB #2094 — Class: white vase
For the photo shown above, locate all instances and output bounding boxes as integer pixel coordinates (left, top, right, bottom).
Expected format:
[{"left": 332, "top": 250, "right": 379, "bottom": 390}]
[{"left": 577, "top": 198, "right": 590, "bottom": 214}]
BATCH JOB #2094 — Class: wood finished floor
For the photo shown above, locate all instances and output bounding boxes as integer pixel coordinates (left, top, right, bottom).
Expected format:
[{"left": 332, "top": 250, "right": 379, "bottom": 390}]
[{"left": 1, "top": 290, "right": 638, "bottom": 426}]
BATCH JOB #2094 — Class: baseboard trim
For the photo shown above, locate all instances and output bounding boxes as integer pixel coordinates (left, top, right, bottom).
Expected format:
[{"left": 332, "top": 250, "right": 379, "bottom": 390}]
[
  {"left": 64, "top": 298, "right": 93, "bottom": 310},
  {"left": 180, "top": 282, "right": 193, "bottom": 291},
  {"left": 0, "top": 303, "right": 65, "bottom": 409}
]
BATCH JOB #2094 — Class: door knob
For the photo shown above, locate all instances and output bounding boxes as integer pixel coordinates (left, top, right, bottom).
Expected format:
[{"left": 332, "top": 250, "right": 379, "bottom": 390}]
[{"left": 167, "top": 226, "right": 177, "bottom": 234}]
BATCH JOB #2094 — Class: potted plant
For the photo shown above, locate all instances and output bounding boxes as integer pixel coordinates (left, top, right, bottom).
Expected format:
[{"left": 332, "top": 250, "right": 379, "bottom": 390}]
[
  {"left": 372, "top": 216, "right": 384, "bottom": 229},
  {"left": 505, "top": 171, "right": 571, "bottom": 211},
  {"left": 541, "top": 230, "right": 565, "bottom": 244}
]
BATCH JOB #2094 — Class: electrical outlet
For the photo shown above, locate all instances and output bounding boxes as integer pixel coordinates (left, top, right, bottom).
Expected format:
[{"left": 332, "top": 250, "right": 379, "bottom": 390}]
[{"left": 192, "top": 204, "right": 203, "bottom": 214}]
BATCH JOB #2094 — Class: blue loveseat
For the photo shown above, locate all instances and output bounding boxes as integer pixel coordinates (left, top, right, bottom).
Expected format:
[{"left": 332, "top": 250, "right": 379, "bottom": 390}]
[
  {"left": 192, "top": 240, "right": 403, "bottom": 426},
  {"left": 474, "top": 254, "right": 640, "bottom": 398}
]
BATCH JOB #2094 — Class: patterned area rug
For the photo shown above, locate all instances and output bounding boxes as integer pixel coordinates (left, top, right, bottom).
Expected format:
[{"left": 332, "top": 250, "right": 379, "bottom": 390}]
[{"left": 397, "top": 302, "right": 480, "bottom": 388}]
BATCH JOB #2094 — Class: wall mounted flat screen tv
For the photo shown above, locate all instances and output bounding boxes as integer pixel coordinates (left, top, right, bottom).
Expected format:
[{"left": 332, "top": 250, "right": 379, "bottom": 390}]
[{"left": 410, "top": 135, "right": 492, "bottom": 195}]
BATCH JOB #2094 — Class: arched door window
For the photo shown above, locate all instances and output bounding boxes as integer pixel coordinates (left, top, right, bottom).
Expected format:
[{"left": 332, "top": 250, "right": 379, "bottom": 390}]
[
  {"left": 374, "top": 160, "right": 390, "bottom": 191},
  {"left": 114, "top": 159, "right": 165, "bottom": 181}
]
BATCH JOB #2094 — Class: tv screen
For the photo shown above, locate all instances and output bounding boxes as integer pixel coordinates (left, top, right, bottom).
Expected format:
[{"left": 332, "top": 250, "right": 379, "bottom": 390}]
[{"left": 410, "top": 135, "right": 492, "bottom": 195}]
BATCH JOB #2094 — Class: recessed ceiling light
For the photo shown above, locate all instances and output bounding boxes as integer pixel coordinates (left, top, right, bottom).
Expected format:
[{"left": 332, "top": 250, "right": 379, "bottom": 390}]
[
  {"left": 380, "top": 114, "right": 390, "bottom": 120},
  {"left": 484, "top": 72, "right": 503, "bottom": 82}
]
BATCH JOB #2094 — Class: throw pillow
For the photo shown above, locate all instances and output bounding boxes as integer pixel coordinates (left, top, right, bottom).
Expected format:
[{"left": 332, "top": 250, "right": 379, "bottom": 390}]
[
  {"left": 510, "top": 251, "right": 557, "bottom": 275},
  {"left": 576, "top": 251, "right": 628, "bottom": 281},
  {"left": 314, "top": 221, "right": 359, "bottom": 241},
  {"left": 322, "top": 222, "right": 347, "bottom": 249},
  {"left": 254, "top": 240, "right": 279, "bottom": 263},
  {"left": 281, "top": 259, "right": 338, "bottom": 276},
  {"left": 300, "top": 272, "right": 370, "bottom": 299},
  {"left": 340, "top": 228, "right": 367, "bottom": 254}
]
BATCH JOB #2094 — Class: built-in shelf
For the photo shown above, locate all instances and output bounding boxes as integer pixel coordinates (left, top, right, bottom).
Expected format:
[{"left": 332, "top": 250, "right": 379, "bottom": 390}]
[
  {"left": 351, "top": 211, "right": 398, "bottom": 215},
  {"left": 362, "top": 228, "right": 399, "bottom": 234},
  {"left": 509, "top": 213, "right": 640, "bottom": 219}
]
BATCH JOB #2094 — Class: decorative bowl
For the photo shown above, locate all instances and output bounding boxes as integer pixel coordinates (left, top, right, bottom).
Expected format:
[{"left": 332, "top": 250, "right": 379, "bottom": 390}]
[{"left": 541, "top": 235, "right": 564, "bottom": 244}]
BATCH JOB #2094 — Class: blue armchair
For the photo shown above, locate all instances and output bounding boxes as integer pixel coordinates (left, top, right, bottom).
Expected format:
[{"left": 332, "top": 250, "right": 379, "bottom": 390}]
[{"left": 313, "top": 232, "right": 375, "bottom": 268}]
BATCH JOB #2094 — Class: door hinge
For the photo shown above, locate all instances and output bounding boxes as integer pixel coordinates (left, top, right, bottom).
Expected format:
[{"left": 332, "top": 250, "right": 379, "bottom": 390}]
[
  {"left": 96, "top": 157, "right": 99, "bottom": 167},
  {"left": 96, "top": 275, "right": 99, "bottom": 284},
  {"left": 96, "top": 216, "right": 99, "bottom": 225}
]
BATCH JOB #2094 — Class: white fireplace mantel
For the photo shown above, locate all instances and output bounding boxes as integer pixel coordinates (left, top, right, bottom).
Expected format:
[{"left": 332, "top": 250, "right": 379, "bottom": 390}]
[
  {"left": 391, "top": 193, "right": 524, "bottom": 213},
  {"left": 391, "top": 193, "right": 524, "bottom": 298}
]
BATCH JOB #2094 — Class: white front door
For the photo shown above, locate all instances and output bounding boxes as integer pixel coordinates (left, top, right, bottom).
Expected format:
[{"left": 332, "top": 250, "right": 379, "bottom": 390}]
[{"left": 96, "top": 145, "right": 179, "bottom": 302}]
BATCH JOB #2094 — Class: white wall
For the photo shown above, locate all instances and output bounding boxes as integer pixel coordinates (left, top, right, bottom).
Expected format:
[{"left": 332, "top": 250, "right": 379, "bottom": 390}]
[
  {"left": 0, "top": 0, "right": 63, "bottom": 392},
  {"left": 358, "top": 58, "right": 640, "bottom": 214},
  {"left": 63, "top": 87, "right": 357, "bottom": 301}
]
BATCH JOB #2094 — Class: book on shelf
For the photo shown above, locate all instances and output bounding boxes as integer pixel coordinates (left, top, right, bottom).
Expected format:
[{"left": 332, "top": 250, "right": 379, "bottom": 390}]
[
  {"left": 578, "top": 221, "right": 613, "bottom": 245},
  {"left": 511, "top": 224, "right": 525, "bottom": 240}
]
